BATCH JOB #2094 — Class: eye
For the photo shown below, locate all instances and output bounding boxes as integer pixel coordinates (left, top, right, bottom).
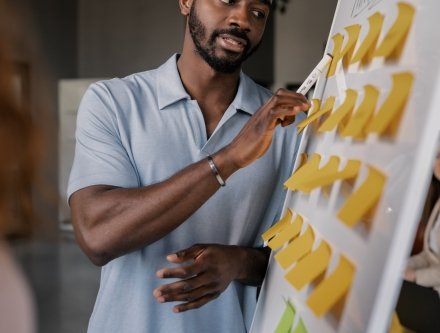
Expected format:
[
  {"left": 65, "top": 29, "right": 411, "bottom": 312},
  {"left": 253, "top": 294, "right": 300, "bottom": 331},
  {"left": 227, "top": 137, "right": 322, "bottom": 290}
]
[
  {"left": 251, "top": 10, "right": 266, "bottom": 19},
  {"left": 220, "top": 0, "right": 235, "bottom": 4}
]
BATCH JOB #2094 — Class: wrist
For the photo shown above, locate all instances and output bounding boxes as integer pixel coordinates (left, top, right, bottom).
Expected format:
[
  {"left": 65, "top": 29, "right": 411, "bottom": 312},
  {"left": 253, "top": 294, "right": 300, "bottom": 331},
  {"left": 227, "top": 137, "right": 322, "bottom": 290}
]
[
  {"left": 210, "top": 147, "right": 242, "bottom": 181},
  {"left": 234, "top": 246, "right": 270, "bottom": 285}
]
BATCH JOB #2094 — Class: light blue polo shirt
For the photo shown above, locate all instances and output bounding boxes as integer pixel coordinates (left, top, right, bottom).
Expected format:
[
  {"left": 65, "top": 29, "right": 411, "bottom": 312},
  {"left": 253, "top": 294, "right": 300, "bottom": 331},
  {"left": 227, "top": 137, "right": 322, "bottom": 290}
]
[{"left": 68, "top": 54, "right": 303, "bottom": 333}]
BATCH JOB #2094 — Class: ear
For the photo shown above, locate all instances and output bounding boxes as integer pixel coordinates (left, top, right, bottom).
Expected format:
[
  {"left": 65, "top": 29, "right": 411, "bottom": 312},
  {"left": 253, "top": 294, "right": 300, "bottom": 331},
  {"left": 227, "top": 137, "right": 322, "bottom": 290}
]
[{"left": 178, "top": 0, "right": 193, "bottom": 16}]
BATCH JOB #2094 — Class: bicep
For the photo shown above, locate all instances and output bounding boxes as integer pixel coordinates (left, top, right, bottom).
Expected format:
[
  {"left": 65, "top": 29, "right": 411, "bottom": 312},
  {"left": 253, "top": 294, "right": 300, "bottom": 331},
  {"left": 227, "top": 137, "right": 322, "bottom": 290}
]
[{"left": 68, "top": 84, "right": 139, "bottom": 200}]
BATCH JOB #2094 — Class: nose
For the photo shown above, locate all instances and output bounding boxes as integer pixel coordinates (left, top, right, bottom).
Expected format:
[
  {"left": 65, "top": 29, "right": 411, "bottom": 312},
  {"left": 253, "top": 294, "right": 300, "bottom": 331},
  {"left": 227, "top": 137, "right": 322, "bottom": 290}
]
[{"left": 228, "top": 4, "right": 251, "bottom": 32}]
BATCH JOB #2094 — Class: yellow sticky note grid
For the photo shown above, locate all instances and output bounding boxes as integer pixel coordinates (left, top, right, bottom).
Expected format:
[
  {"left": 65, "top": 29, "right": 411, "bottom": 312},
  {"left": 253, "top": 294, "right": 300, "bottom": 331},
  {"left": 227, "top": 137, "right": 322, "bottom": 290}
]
[
  {"left": 366, "top": 72, "right": 414, "bottom": 137},
  {"left": 339, "top": 85, "right": 380, "bottom": 139},
  {"left": 318, "top": 89, "right": 358, "bottom": 133},
  {"left": 268, "top": 214, "right": 304, "bottom": 251},
  {"left": 337, "top": 165, "right": 387, "bottom": 227},
  {"left": 306, "top": 256, "right": 355, "bottom": 317},
  {"left": 262, "top": 209, "right": 293, "bottom": 242},
  {"left": 296, "top": 97, "right": 336, "bottom": 134},
  {"left": 285, "top": 241, "right": 331, "bottom": 290},
  {"left": 350, "top": 12, "right": 385, "bottom": 65},
  {"left": 374, "top": 2, "right": 415, "bottom": 60},
  {"left": 275, "top": 224, "right": 314, "bottom": 269}
]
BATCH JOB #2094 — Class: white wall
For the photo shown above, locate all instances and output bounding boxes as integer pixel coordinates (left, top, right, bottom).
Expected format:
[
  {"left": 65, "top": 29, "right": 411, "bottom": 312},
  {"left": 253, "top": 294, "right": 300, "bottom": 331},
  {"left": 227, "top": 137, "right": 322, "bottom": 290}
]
[{"left": 274, "top": 0, "right": 338, "bottom": 89}]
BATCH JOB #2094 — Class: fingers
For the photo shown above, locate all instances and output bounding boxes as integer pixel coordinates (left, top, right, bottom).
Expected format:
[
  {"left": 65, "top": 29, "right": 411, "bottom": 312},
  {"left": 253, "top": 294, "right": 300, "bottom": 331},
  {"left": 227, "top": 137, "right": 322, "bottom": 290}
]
[
  {"left": 156, "top": 262, "right": 199, "bottom": 279},
  {"left": 153, "top": 273, "right": 223, "bottom": 313},
  {"left": 270, "top": 88, "right": 310, "bottom": 107},
  {"left": 264, "top": 90, "right": 311, "bottom": 125},
  {"left": 154, "top": 244, "right": 237, "bottom": 313},
  {"left": 171, "top": 292, "right": 221, "bottom": 313},
  {"left": 165, "top": 244, "right": 205, "bottom": 264},
  {"left": 267, "top": 94, "right": 310, "bottom": 113},
  {"left": 153, "top": 276, "right": 215, "bottom": 304}
]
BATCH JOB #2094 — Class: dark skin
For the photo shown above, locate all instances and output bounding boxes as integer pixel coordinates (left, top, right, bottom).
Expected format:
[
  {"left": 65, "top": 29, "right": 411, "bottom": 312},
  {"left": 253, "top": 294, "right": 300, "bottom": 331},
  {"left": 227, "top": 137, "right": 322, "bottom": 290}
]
[{"left": 70, "top": 0, "right": 310, "bottom": 313}]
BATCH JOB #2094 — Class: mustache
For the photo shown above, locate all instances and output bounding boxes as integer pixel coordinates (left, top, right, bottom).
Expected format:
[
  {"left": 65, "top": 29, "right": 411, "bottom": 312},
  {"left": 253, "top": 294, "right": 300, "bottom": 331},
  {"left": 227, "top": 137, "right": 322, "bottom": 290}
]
[{"left": 210, "top": 28, "right": 251, "bottom": 48}]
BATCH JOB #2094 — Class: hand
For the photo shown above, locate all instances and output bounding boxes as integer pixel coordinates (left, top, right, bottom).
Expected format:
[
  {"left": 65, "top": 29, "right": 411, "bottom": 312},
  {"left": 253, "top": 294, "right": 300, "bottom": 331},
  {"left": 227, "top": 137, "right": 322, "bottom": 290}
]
[
  {"left": 153, "top": 244, "right": 243, "bottom": 313},
  {"left": 225, "top": 88, "right": 310, "bottom": 169},
  {"left": 404, "top": 268, "right": 416, "bottom": 282}
]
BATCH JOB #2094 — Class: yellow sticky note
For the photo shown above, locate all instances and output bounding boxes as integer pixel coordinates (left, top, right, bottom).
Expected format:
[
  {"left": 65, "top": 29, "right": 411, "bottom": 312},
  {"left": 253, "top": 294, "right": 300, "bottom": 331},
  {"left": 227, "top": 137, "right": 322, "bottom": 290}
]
[
  {"left": 297, "top": 156, "right": 340, "bottom": 193},
  {"left": 306, "top": 256, "right": 355, "bottom": 317},
  {"left": 374, "top": 3, "right": 415, "bottom": 60},
  {"left": 350, "top": 12, "right": 385, "bottom": 65},
  {"left": 284, "top": 154, "right": 321, "bottom": 191},
  {"left": 285, "top": 241, "right": 331, "bottom": 290},
  {"left": 337, "top": 160, "right": 362, "bottom": 180},
  {"left": 308, "top": 99, "right": 321, "bottom": 116},
  {"left": 366, "top": 72, "right": 414, "bottom": 136},
  {"left": 337, "top": 165, "right": 386, "bottom": 227},
  {"left": 339, "top": 85, "right": 380, "bottom": 139},
  {"left": 274, "top": 300, "right": 295, "bottom": 333},
  {"left": 327, "top": 33, "right": 344, "bottom": 77},
  {"left": 262, "top": 209, "right": 293, "bottom": 242},
  {"left": 268, "top": 215, "right": 304, "bottom": 251},
  {"left": 299, "top": 159, "right": 361, "bottom": 193},
  {"left": 318, "top": 90, "right": 358, "bottom": 133},
  {"left": 275, "top": 224, "right": 314, "bottom": 269},
  {"left": 342, "top": 24, "right": 361, "bottom": 68},
  {"left": 296, "top": 97, "right": 336, "bottom": 134},
  {"left": 295, "top": 99, "right": 320, "bottom": 133},
  {"left": 292, "top": 318, "right": 308, "bottom": 333}
]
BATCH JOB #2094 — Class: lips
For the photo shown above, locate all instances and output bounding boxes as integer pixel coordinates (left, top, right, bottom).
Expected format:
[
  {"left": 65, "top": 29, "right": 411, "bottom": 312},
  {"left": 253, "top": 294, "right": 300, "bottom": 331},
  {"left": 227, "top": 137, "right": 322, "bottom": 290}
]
[{"left": 218, "top": 33, "right": 247, "bottom": 52}]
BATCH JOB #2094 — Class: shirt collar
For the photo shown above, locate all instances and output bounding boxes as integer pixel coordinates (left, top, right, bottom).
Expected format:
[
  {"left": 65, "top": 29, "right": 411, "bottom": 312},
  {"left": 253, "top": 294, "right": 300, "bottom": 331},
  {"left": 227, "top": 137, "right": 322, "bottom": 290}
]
[
  {"left": 157, "top": 54, "right": 191, "bottom": 110},
  {"left": 157, "top": 53, "right": 263, "bottom": 116}
]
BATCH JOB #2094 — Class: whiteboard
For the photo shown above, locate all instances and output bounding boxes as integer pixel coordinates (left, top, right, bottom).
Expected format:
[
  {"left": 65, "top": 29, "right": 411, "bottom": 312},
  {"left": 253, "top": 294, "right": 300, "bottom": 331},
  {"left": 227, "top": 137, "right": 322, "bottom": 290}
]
[{"left": 250, "top": 0, "right": 440, "bottom": 332}]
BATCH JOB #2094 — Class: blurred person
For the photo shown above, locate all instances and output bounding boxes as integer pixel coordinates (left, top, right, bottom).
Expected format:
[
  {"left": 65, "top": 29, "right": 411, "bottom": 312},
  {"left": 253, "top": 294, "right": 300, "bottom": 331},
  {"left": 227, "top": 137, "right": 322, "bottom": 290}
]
[
  {"left": 396, "top": 142, "right": 440, "bottom": 332},
  {"left": 68, "top": 0, "right": 309, "bottom": 332},
  {"left": 0, "top": 1, "right": 39, "bottom": 332}
]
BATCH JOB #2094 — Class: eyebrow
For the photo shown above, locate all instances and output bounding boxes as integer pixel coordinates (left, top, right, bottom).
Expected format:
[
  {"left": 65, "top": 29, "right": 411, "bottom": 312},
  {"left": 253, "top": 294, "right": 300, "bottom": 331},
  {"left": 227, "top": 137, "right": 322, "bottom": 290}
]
[{"left": 260, "top": 0, "right": 272, "bottom": 6}]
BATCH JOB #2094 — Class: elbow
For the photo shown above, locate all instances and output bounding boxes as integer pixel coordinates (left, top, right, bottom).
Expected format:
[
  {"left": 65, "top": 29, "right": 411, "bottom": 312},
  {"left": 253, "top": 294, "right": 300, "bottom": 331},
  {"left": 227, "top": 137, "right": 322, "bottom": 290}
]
[{"left": 73, "top": 218, "right": 113, "bottom": 267}]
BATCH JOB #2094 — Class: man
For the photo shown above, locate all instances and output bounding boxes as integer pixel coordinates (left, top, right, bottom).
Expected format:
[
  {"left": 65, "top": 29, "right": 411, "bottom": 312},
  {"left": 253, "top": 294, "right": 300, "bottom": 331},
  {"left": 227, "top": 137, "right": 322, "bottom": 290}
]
[{"left": 68, "top": 0, "right": 310, "bottom": 332}]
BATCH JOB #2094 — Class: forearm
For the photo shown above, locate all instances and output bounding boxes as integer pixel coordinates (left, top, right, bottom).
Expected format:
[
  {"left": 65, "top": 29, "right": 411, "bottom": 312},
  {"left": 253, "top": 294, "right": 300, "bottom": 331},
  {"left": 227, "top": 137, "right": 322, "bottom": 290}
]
[
  {"left": 415, "top": 264, "right": 440, "bottom": 288},
  {"left": 71, "top": 148, "right": 239, "bottom": 266},
  {"left": 407, "top": 251, "right": 431, "bottom": 270},
  {"left": 235, "top": 246, "right": 271, "bottom": 286}
]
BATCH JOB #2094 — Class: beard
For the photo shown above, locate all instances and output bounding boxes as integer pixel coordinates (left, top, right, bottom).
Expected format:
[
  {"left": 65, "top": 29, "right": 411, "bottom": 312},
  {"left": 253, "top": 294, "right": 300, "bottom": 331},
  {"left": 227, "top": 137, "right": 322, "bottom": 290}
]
[{"left": 188, "top": 2, "right": 261, "bottom": 73}]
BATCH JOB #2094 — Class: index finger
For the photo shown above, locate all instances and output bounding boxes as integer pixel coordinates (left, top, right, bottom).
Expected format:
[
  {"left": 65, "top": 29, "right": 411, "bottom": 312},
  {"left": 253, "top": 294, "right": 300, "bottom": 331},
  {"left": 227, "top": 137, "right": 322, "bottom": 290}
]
[
  {"left": 272, "top": 88, "right": 310, "bottom": 104},
  {"left": 156, "top": 261, "right": 200, "bottom": 279}
]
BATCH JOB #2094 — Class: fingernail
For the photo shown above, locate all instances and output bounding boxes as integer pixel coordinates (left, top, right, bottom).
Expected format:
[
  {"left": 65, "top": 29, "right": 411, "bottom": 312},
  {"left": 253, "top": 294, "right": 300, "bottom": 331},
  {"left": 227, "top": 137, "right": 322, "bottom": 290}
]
[
  {"left": 166, "top": 254, "right": 178, "bottom": 261},
  {"left": 158, "top": 297, "right": 165, "bottom": 303}
]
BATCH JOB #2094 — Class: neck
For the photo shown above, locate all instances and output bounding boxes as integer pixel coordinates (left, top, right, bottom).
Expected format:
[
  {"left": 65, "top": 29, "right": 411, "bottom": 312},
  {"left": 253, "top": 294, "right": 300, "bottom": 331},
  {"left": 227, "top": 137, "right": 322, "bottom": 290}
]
[{"left": 177, "top": 33, "right": 241, "bottom": 107}]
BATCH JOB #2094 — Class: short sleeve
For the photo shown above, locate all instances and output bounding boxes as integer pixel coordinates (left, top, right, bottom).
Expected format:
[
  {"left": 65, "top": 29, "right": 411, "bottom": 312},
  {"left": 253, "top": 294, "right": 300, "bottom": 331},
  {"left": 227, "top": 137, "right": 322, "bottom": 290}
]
[{"left": 67, "top": 82, "right": 139, "bottom": 200}]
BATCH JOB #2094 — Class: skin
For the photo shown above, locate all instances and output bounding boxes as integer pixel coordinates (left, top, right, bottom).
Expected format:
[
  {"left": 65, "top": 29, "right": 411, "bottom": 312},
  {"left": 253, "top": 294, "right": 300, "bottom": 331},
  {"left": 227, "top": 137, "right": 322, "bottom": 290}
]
[
  {"left": 405, "top": 144, "right": 440, "bottom": 282},
  {"left": 70, "top": 0, "right": 310, "bottom": 313}
]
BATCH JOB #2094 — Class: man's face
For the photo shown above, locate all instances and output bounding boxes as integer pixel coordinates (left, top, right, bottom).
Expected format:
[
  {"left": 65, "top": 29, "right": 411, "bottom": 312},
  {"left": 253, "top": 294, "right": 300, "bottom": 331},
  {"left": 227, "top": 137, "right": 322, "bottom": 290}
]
[{"left": 188, "top": 0, "right": 269, "bottom": 73}]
